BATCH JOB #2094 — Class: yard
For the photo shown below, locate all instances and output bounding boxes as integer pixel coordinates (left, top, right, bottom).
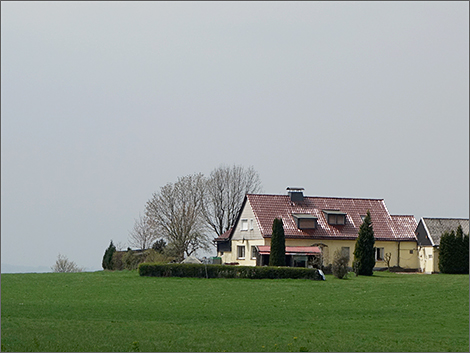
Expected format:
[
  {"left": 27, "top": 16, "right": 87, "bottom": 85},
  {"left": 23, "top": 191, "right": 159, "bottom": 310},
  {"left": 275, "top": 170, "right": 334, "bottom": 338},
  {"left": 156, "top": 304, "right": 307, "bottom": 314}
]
[{"left": 1, "top": 270, "right": 468, "bottom": 352}]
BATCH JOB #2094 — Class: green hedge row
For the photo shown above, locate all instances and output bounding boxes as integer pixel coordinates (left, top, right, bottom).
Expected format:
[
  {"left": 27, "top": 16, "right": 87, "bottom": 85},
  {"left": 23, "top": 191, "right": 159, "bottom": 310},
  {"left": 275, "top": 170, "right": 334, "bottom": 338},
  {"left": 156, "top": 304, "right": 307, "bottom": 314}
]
[{"left": 138, "top": 263, "right": 323, "bottom": 280}]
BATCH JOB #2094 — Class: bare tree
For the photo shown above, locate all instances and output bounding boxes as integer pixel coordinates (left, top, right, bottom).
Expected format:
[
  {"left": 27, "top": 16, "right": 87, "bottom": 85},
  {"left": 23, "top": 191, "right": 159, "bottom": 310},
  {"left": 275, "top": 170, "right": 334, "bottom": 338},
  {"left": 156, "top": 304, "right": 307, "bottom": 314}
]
[
  {"left": 384, "top": 252, "right": 392, "bottom": 270},
  {"left": 128, "top": 213, "right": 157, "bottom": 250},
  {"left": 202, "top": 165, "right": 262, "bottom": 237},
  {"left": 145, "top": 173, "right": 210, "bottom": 261},
  {"left": 51, "top": 254, "right": 83, "bottom": 273}
]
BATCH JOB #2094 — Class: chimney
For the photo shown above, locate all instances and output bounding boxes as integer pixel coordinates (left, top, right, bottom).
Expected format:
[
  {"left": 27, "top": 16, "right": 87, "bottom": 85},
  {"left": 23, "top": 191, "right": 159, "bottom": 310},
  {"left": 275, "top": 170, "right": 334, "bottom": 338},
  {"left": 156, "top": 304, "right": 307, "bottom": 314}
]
[{"left": 287, "top": 187, "right": 304, "bottom": 203}]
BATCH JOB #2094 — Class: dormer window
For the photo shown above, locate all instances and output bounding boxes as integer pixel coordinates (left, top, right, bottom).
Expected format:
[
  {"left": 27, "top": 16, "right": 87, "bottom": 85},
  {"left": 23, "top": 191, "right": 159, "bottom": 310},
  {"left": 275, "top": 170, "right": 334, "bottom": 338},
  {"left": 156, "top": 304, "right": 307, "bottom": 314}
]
[
  {"left": 323, "top": 210, "right": 347, "bottom": 225},
  {"left": 292, "top": 214, "right": 317, "bottom": 229}
]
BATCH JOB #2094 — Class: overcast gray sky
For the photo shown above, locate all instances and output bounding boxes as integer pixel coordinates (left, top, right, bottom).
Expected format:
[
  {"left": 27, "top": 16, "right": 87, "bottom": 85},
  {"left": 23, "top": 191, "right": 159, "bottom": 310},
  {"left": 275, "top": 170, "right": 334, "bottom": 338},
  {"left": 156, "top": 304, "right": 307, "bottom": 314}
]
[{"left": 2, "top": 2, "right": 468, "bottom": 272}]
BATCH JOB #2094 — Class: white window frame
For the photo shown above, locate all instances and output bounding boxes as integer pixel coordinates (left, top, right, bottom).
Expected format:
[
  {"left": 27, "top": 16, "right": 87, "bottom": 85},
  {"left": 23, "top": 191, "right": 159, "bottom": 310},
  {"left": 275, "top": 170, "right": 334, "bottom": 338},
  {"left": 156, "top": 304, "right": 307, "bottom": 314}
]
[
  {"left": 250, "top": 219, "right": 254, "bottom": 230},
  {"left": 251, "top": 246, "right": 257, "bottom": 259},
  {"left": 240, "top": 219, "right": 249, "bottom": 231},
  {"left": 237, "top": 245, "right": 246, "bottom": 259}
]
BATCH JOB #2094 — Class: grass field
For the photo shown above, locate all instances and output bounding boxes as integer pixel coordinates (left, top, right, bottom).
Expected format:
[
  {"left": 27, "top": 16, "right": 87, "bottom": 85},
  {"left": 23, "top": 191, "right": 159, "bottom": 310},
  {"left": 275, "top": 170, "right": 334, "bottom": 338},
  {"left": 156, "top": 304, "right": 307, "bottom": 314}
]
[{"left": 1, "top": 270, "right": 468, "bottom": 352}]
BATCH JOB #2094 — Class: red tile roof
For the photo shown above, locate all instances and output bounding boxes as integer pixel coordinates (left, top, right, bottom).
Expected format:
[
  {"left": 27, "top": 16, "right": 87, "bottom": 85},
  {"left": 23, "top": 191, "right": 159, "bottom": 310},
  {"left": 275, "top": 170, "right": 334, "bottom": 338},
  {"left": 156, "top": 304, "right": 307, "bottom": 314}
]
[
  {"left": 247, "top": 194, "right": 417, "bottom": 241},
  {"left": 214, "top": 228, "right": 233, "bottom": 242}
]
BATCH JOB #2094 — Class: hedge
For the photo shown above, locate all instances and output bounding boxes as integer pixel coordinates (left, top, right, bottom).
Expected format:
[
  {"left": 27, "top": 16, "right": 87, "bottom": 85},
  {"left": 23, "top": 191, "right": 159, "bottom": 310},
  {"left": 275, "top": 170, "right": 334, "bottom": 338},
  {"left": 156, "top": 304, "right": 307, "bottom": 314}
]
[{"left": 138, "top": 263, "right": 323, "bottom": 280}]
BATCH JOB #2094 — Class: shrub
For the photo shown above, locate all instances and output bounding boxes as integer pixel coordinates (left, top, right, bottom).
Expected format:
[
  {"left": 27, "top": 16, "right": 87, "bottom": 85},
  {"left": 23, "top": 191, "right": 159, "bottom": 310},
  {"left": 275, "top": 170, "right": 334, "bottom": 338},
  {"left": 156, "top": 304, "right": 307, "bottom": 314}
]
[
  {"left": 102, "top": 240, "right": 116, "bottom": 270},
  {"left": 122, "top": 249, "right": 142, "bottom": 270},
  {"left": 353, "top": 210, "right": 375, "bottom": 276},
  {"left": 138, "top": 263, "right": 323, "bottom": 280},
  {"left": 269, "top": 218, "right": 286, "bottom": 266},
  {"left": 332, "top": 249, "right": 349, "bottom": 279},
  {"left": 439, "top": 226, "right": 469, "bottom": 274},
  {"left": 111, "top": 251, "right": 125, "bottom": 271},
  {"left": 151, "top": 239, "right": 167, "bottom": 253},
  {"left": 51, "top": 254, "right": 83, "bottom": 273}
]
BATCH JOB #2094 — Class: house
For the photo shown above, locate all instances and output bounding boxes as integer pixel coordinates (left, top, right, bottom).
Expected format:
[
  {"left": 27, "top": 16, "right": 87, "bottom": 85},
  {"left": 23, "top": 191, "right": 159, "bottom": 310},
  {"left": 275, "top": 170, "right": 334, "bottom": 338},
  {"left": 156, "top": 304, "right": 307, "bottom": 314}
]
[
  {"left": 415, "top": 218, "right": 470, "bottom": 273},
  {"left": 214, "top": 188, "right": 419, "bottom": 270}
]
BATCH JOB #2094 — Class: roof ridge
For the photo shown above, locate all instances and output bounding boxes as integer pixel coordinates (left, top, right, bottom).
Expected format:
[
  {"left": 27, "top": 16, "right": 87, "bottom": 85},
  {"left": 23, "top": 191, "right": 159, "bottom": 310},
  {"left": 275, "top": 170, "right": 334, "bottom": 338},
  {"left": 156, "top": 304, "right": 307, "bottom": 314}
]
[
  {"left": 423, "top": 217, "right": 469, "bottom": 220},
  {"left": 247, "top": 193, "right": 384, "bottom": 201}
]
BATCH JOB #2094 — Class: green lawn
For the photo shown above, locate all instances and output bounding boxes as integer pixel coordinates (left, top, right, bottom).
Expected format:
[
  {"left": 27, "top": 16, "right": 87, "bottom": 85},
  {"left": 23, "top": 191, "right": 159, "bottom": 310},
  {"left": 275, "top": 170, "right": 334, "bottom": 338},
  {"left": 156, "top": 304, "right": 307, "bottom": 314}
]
[{"left": 1, "top": 271, "right": 468, "bottom": 352}]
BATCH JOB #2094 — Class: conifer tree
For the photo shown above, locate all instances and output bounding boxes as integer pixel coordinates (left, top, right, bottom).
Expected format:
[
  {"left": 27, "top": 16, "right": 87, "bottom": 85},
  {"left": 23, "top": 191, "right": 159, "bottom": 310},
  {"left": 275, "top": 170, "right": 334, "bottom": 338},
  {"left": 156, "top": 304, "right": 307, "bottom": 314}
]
[
  {"left": 463, "top": 229, "right": 469, "bottom": 275},
  {"left": 353, "top": 210, "right": 375, "bottom": 276},
  {"left": 438, "top": 230, "right": 455, "bottom": 273},
  {"left": 455, "top": 225, "right": 465, "bottom": 274},
  {"left": 269, "top": 218, "right": 286, "bottom": 266},
  {"left": 102, "top": 240, "right": 116, "bottom": 270}
]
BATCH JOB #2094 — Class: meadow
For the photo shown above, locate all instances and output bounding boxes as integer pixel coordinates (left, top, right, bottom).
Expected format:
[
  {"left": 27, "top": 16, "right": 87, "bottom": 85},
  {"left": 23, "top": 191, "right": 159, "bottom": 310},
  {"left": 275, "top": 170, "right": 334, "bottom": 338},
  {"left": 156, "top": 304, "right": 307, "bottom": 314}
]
[{"left": 1, "top": 270, "right": 468, "bottom": 352}]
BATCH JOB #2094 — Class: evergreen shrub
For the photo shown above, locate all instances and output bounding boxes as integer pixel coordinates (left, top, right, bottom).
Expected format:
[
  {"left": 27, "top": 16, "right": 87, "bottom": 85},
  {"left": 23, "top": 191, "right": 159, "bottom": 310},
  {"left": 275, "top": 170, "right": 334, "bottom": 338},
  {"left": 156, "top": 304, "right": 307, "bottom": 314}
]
[
  {"left": 138, "top": 263, "right": 323, "bottom": 280},
  {"left": 353, "top": 210, "right": 376, "bottom": 276},
  {"left": 269, "top": 218, "right": 286, "bottom": 266}
]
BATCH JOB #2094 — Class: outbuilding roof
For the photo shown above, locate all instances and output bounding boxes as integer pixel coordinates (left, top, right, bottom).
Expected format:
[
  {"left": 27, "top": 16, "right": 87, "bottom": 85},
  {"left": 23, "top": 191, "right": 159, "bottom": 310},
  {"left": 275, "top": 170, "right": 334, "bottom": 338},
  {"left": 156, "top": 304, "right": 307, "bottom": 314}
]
[{"left": 421, "top": 218, "right": 469, "bottom": 246}]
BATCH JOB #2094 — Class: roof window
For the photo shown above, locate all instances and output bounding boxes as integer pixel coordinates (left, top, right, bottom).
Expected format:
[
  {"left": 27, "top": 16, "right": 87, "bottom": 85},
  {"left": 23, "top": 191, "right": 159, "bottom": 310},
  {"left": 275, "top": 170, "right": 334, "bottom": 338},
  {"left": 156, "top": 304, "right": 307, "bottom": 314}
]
[
  {"left": 323, "top": 210, "right": 347, "bottom": 225},
  {"left": 292, "top": 213, "right": 317, "bottom": 229}
]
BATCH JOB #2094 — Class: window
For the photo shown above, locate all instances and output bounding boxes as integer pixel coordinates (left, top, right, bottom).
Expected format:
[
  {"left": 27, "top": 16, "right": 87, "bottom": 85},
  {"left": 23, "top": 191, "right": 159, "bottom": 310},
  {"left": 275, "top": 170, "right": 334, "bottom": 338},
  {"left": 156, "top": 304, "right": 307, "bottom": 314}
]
[
  {"left": 292, "top": 214, "right": 317, "bottom": 229},
  {"left": 241, "top": 219, "right": 248, "bottom": 231},
  {"left": 428, "top": 254, "right": 432, "bottom": 259},
  {"left": 250, "top": 219, "right": 254, "bottom": 230},
  {"left": 323, "top": 210, "right": 346, "bottom": 225},
  {"left": 375, "top": 247, "right": 384, "bottom": 261},
  {"left": 409, "top": 250, "right": 413, "bottom": 254},
  {"left": 341, "top": 247, "right": 350, "bottom": 260},
  {"left": 329, "top": 214, "right": 345, "bottom": 225},
  {"left": 237, "top": 245, "right": 245, "bottom": 259},
  {"left": 251, "top": 246, "right": 258, "bottom": 259}
]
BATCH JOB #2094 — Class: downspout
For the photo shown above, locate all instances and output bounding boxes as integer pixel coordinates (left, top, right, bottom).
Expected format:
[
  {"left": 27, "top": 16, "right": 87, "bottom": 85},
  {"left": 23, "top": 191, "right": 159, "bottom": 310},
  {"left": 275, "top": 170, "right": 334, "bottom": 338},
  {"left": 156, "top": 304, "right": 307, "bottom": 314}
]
[{"left": 397, "top": 241, "right": 401, "bottom": 268}]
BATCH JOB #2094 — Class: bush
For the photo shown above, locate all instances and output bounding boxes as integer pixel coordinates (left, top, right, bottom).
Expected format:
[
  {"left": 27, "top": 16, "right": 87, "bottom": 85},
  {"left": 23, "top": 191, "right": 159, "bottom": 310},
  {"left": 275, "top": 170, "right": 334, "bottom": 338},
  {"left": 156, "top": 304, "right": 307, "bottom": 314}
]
[
  {"left": 332, "top": 250, "right": 349, "bottom": 279},
  {"left": 112, "top": 251, "right": 125, "bottom": 271},
  {"left": 353, "top": 210, "right": 375, "bottom": 276},
  {"left": 269, "top": 218, "right": 286, "bottom": 266},
  {"left": 439, "top": 226, "right": 469, "bottom": 274},
  {"left": 122, "top": 249, "right": 142, "bottom": 270},
  {"left": 102, "top": 240, "right": 116, "bottom": 270},
  {"left": 51, "top": 254, "right": 83, "bottom": 273},
  {"left": 138, "top": 263, "right": 323, "bottom": 280}
]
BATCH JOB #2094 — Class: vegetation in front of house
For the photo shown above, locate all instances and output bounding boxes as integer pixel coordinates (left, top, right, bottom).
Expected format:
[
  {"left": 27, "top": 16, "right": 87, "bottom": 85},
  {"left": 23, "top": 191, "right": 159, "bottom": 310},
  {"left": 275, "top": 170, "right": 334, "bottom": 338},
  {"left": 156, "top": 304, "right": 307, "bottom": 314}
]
[
  {"left": 1, "top": 271, "right": 468, "bottom": 352},
  {"left": 269, "top": 217, "right": 286, "bottom": 266},
  {"left": 138, "top": 262, "right": 322, "bottom": 280},
  {"left": 332, "top": 249, "right": 349, "bottom": 279},
  {"left": 439, "top": 225, "right": 469, "bottom": 274},
  {"left": 353, "top": 210, "right": 376, "bottom": 275}
]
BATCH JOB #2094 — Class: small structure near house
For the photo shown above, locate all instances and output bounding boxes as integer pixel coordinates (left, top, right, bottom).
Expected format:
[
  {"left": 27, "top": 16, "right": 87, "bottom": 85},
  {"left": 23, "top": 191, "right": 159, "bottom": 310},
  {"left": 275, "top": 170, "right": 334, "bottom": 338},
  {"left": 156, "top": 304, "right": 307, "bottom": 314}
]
[
  {"left": 181, "top": 255, "right": 202, "bottom": 264},
  {"left": 416, "top": 217, "right": 469, "bottom": 273}
]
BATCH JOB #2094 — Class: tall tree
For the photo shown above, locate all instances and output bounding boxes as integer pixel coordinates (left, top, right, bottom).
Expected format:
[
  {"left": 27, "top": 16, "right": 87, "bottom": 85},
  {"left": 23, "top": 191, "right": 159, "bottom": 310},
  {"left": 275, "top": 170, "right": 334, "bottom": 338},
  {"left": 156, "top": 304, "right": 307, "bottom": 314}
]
[
  {"left": 128, "top": 213, "right": 157, "bottom": 250},
  {"left": 202, "top": 165, "right": 262, "bottom": 237},
  {"left": 102, "top": 240, "right": 116, "bottom": 270},
  {"left": 439, "top": 230, "right": 456, "bottom": 273},
  {"left": 353, "top": 210, "right": 376, "bottom": 276},
  {"left": 269, "top": 218, "right": 286, "bottom": 266},
  {"left": 439, "top": 226, "right": 469, "bottom": 274},
  {"left": 145, "top": 173, "right": 210, "bottom": 261},
  {"left": 463, "top": 227, "right": 469, "bottom": 275}
]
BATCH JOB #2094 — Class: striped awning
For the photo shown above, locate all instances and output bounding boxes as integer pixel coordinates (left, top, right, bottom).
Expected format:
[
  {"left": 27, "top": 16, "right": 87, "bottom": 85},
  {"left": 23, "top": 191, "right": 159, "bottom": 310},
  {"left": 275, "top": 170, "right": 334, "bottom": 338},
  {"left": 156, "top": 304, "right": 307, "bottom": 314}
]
[{"left": 257, "top": 245, "right": 321, "bottom": 256}]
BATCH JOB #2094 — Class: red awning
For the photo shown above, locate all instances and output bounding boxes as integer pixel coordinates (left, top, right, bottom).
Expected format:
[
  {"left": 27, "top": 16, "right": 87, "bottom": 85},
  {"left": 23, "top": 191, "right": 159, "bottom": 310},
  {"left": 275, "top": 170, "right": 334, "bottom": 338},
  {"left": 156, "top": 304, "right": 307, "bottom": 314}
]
[{"left": 257, "top": 245, "right": 321, "bottom": 256}]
